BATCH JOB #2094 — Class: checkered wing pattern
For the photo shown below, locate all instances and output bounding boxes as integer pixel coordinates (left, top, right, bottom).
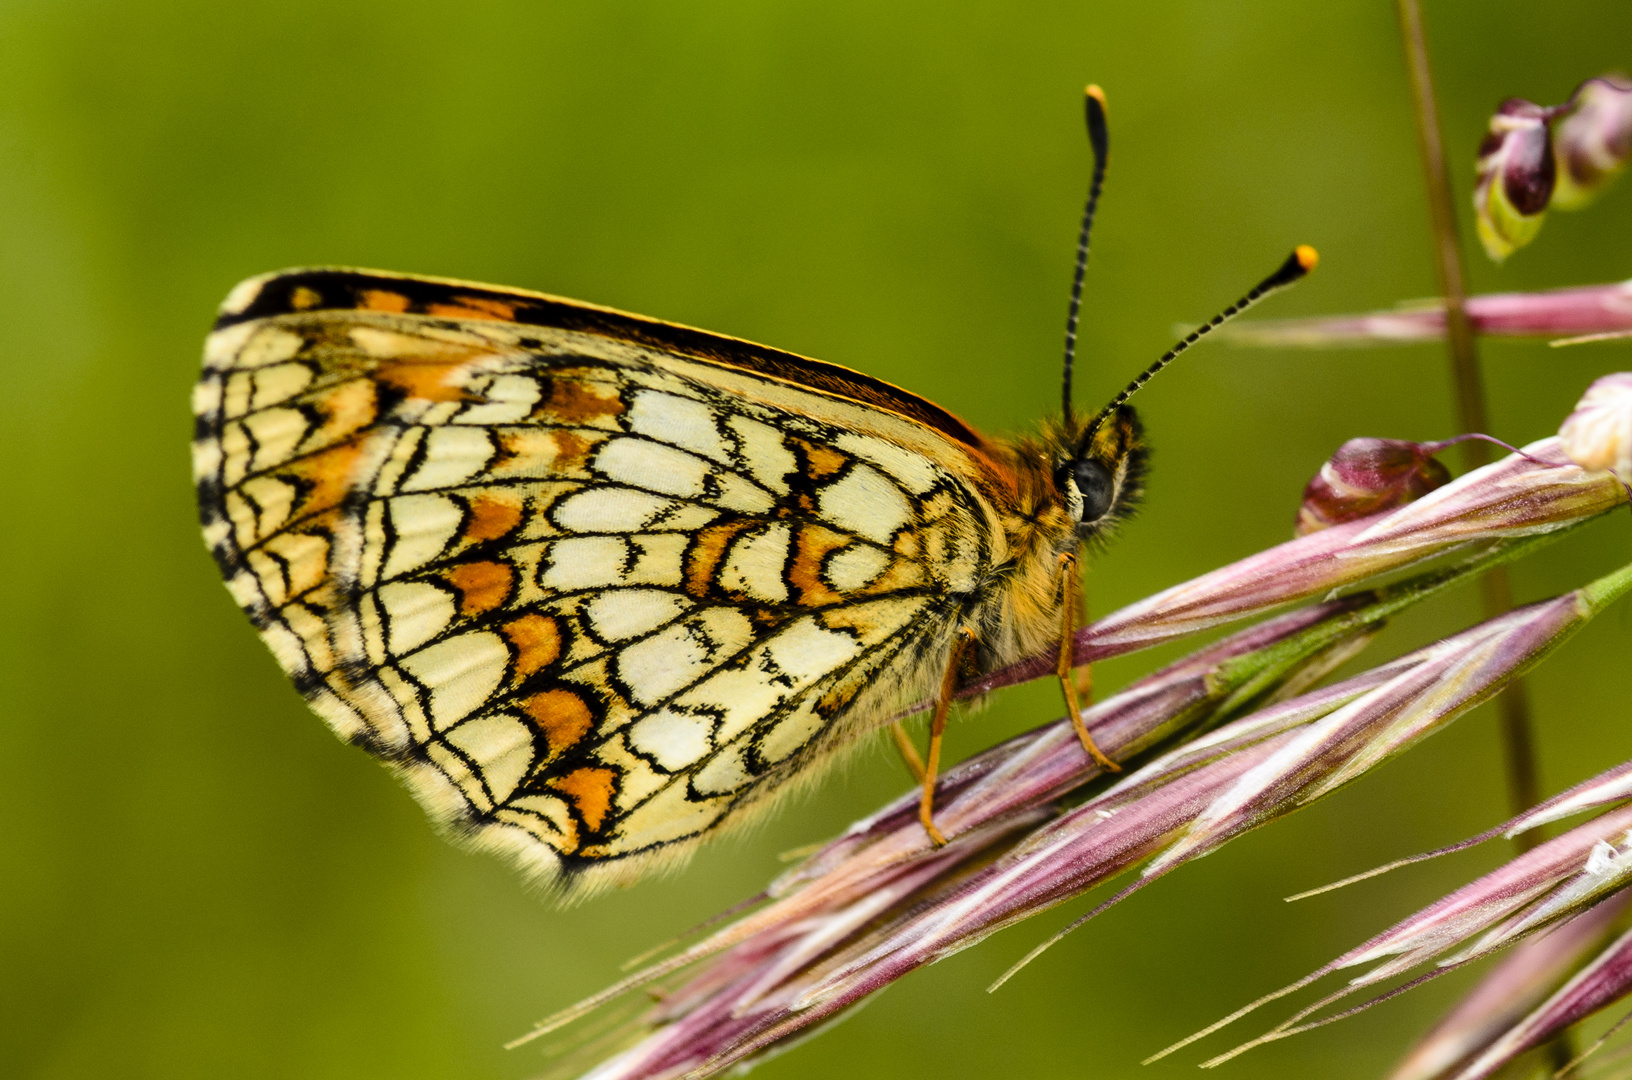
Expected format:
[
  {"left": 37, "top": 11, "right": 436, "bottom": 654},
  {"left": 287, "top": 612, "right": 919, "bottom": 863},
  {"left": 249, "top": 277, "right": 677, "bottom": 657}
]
[{"left": 192, "top": 268, "right": 1004, "bottom": 893}]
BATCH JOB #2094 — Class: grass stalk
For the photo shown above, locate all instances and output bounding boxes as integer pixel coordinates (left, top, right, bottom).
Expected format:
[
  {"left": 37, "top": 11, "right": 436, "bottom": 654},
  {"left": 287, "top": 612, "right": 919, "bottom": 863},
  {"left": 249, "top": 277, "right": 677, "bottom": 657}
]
[{"left": 1394, "top": 0, "right": 1542, "bottom": 847}]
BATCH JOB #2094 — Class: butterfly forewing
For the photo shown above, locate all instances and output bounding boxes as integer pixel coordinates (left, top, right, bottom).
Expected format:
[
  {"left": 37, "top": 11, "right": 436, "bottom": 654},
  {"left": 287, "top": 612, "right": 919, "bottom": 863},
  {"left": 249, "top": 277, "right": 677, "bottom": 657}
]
[{"left": 193, "top": 268, "right": 1007, "bottom": 893}]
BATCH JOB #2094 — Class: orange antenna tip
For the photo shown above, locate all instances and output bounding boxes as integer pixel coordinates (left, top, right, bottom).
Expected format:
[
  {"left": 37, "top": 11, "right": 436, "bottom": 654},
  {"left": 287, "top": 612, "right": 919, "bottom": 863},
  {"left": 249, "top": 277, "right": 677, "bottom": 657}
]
[
  {"left": 1085, "top": 84, "right": 1107, "bottom": 109},
  {"left": 1295, "top": 244, "right": 1320, "bottom": 271}
]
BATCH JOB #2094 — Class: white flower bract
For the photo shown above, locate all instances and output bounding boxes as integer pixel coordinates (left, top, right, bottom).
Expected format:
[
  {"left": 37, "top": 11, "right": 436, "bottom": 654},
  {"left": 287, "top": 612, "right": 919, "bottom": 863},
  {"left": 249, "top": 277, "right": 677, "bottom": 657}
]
[{"left": 1559, "top": 372, "right": 1632, "bottom": 479}]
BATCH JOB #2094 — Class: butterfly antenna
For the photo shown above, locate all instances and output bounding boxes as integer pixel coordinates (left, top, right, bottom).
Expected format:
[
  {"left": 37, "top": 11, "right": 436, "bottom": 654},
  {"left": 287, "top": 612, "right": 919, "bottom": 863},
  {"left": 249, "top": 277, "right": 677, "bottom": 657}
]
[
  {"left": 1082, "top": 245, "right": 1319, "bottom": 445},
  {"left": 1061, "top": 85, "right": 1111, "bottom": 430}
]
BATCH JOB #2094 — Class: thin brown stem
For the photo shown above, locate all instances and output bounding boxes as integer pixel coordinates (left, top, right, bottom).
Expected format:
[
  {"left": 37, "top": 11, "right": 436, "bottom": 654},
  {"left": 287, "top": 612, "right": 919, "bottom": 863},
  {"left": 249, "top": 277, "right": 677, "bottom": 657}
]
[
  {"left": 1547, "top": 1028, "right": 1580, "bottom": 1076},
  {"left": 1395, "top": 0, "right": 1485, "bottom": 455},
  {"left": 1394, "top": 0, "right": 1541, "bottom": 844}
]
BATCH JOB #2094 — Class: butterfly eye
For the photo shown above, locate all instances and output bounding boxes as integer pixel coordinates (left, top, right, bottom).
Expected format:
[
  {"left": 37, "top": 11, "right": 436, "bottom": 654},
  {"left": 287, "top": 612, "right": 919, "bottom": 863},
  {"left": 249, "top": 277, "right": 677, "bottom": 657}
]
[{"left": 1071, "top": 459, "right": 1115, "bottom": 522}]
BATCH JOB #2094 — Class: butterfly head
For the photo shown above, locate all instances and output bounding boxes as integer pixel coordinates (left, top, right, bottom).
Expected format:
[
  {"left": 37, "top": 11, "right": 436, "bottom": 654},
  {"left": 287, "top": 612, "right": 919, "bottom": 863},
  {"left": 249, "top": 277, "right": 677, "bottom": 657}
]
[{"left": 1053, "top": 405, "right": 1147, "bottom": 540}]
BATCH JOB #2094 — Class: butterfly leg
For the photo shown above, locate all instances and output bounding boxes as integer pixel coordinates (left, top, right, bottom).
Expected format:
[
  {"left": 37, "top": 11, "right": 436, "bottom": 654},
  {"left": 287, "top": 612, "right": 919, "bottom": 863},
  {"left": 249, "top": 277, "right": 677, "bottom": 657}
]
[
  {"left": 1058, "top": 551, "right": 1119, "bottom": 772},
  {"left": 919, "top": 626, "right": 977, "bottom": 847},
  {"left": 890, "top": 721, "right": 928, "bottom": 783}
]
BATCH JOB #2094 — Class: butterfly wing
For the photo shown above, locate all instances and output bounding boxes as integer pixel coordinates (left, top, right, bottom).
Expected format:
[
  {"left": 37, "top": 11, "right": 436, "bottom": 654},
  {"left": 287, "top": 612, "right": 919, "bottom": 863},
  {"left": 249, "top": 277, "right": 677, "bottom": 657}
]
[{"left": 193, "top": 268, "right": 1012, "bottom": 894}]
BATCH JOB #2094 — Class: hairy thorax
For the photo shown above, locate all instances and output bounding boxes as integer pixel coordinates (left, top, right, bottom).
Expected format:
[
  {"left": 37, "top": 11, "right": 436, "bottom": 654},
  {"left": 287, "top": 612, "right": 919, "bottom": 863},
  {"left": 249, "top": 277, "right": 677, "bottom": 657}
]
[
  {"left": 965, "top": 434, "right": 1081, "bottom": 669},
  {"left": 965, "top": 412, "right": 1146, "bottom": 672}
]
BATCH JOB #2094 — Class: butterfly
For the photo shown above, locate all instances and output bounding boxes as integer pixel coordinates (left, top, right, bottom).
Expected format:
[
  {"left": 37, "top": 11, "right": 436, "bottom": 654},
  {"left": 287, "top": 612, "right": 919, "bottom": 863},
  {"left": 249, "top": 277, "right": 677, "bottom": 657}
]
[{"left": 192, "top": 87, "right": 1314, "bottom": 897}]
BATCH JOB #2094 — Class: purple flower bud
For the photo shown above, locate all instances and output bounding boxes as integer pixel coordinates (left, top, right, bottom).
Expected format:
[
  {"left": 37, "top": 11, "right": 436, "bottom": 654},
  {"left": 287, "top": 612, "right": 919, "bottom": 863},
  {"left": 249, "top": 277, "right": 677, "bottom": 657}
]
[
  {"left": 1553, "top": 75, "right": 1632, "bottom": 210},
  {"left": 1474, "top": 98, "right": 1561, "bottom": 262},
  {"left": 1295, "top": 438, "right": 1453, "bottom": 536}
]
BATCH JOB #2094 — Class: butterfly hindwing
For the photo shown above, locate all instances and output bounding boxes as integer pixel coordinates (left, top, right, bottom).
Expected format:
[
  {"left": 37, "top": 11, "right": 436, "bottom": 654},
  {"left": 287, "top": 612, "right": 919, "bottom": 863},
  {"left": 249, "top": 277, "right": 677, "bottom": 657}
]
[{"left": 194, "top": 268, "right": 1006, "bottom": 892}]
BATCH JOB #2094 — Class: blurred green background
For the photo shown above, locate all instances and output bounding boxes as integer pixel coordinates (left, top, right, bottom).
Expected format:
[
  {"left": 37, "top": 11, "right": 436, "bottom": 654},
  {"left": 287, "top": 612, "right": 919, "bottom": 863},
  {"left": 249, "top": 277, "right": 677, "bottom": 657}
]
[{"left": 4, "top": 2, "right": 1631, "bottom": 1078}]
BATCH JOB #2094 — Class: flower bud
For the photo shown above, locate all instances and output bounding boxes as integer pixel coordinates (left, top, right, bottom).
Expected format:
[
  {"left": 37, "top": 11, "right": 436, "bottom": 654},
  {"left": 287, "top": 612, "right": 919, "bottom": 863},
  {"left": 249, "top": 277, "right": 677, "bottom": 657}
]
[
  {"left": 1294, "top": 438, "right": 1451, "bottom": 536},
  {"left": 1474, "top": 98, "right": 1559, "bottom": 262},
  {"left": 1559, "top": 372, "right": 1632, "bottom": 480},
  {"left": 1552, "top": 75, "right": 1632, "bottom": 210}
]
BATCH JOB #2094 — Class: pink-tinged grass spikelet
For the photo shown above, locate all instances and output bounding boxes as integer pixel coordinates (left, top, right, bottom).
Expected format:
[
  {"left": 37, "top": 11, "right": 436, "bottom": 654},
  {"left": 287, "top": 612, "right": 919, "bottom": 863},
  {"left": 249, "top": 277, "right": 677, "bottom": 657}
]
[{"left": 1217, "top": 281, "right": 1632, "bottom": 348}]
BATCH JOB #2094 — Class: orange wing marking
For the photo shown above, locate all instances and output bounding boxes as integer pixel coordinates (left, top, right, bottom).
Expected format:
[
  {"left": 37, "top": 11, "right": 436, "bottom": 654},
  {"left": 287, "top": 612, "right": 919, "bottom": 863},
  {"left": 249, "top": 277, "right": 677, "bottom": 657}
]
[
  {"left": 549, "top": 766, "right": 617, "bottom": 831},
  {"left": 684, "top": 520, "right": 760, "bottom": 599},
  {"left": 523, "top": 690, "right": 596, "bottom": 759},
  {"left": 359, "top": 289, "right": 411, "bottom": 313},
  {"left": 426, "top": 296, "right": 518, "bottom": 321},
  {"left": 443, "top": 560, "right": 515, "bottom": 615},
  {"left": 372, "top": 357, "right": 483, "bottom": 404},
  {"left": 789, "top": 525, "right": 852, "bottom": 606},
  {"left": 278, "top": 441, "right": 366, "bottom": 531},
  {"left": 501, "top": 614, "right": 562, "bottom": 679},
  {"left": 533, "top": 379, "right": 627, "bottom": 424},
  {"left": 791, "top": 437, "right": 848, "bottom": 480},
  {"left": 462, "top": 494, "right": 524, "bottom": 543}
]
